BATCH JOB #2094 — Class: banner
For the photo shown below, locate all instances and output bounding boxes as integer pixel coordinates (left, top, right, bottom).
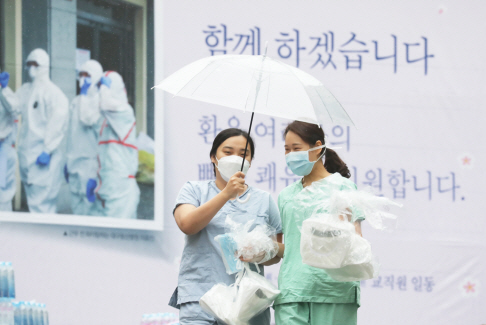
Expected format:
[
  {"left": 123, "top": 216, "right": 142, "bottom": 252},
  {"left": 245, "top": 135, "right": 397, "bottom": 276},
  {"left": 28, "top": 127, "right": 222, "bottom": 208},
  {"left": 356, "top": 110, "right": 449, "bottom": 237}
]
[
  {"left": 0, "top": 1, "right": 483, "bottom": 325},
  {"left": 157, "top": 1, "right": 485, "bottom": 324}
]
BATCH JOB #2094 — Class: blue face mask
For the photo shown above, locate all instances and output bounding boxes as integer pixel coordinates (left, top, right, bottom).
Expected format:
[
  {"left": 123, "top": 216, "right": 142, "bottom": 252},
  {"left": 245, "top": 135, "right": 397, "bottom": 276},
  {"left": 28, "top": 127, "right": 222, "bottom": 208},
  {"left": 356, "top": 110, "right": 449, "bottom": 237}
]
[{"left": 286, "top": 145, "right": 326, "bottom": 176}]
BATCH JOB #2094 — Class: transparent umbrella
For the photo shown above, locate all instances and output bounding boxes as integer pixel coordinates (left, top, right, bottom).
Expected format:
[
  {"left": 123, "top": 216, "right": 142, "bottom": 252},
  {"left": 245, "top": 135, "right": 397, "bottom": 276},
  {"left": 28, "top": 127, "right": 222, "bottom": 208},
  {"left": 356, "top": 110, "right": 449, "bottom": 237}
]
[{"left": 154, "top": 47, "right": 355, "bottom": 171}]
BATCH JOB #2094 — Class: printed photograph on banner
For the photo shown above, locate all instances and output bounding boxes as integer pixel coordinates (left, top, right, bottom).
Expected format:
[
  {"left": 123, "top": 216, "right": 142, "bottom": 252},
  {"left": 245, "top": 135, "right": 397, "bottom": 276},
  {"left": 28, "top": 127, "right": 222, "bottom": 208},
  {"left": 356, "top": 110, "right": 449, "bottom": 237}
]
[{"left": 0, "top": 0, "right": 161, "bottom": 230}]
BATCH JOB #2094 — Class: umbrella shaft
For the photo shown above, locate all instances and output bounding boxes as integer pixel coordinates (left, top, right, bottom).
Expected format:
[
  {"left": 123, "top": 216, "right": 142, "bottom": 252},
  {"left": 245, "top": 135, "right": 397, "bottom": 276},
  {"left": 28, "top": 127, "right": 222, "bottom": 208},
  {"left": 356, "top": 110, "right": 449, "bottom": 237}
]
[{"left": 241, "top": 112, "right": 255, "bottom": 172}]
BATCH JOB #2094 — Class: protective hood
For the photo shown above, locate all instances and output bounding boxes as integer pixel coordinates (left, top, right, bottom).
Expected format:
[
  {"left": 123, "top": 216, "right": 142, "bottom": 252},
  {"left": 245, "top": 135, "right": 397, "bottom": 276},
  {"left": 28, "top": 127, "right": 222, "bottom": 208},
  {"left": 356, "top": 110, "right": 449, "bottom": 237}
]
[
  {"left": 26, "top": 48, "right": 50, "bottom": 81},
  {"left": 104, "top": 71, "right": 128, "bottom": 103},
  {"left": 100, "top": 71, "right": 135, "bottom": 140},
  {"left": 79, "top": 60, "right": 103, "bottom": 85}
]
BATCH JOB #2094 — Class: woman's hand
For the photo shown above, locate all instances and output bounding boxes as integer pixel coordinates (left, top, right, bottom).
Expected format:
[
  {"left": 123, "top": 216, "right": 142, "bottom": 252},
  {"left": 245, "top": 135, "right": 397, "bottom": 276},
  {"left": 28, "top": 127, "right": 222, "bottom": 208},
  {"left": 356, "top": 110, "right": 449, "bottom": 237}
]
[
  {"left": 239, "top": 251, "right": 266, "bottom": 263},
  {"left": 238, "top": 240, "right": 280, "bottom": 264},
  {"left": 222, "top": 171, "right": 246, "bottom": 199}
]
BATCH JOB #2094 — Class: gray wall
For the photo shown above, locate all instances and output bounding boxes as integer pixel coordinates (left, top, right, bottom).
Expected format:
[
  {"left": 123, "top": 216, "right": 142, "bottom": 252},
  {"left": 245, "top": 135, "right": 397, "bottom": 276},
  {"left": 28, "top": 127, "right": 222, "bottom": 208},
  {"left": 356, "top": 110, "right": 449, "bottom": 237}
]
[
  {"left": 146, "top": 0, "right": 154, "bottom": 139},
  {"left": 50, "top": 0, "right": 77, "bottom": 101},
  {"left": 22, "top": 0, "right": 77, "bottom": 100}
]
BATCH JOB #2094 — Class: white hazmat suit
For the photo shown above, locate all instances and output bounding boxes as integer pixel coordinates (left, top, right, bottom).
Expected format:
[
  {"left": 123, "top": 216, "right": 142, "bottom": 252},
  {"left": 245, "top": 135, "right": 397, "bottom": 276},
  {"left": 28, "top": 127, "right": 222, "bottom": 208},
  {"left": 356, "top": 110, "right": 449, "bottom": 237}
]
[
  {"left": 66, "top": 60, "right": 103, "bottom": 216},
  {"left": 16, "top": 49, "right": 69, "bottom": 213},
  {"left": 0, "top": 80, "right": 19, "bottom": 211},
  {"left": 96, "top": 71, "right": 140, "bottom": 219}
]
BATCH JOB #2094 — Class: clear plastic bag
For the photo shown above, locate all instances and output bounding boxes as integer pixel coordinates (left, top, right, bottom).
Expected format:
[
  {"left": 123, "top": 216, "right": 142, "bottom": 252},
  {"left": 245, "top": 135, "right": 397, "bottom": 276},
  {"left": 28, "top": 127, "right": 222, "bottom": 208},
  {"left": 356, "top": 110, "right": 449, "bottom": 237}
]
[
  {"left": 199, "top": 283, "right": 242, "bottom": 325},
  {"left": 328, "top": 187, "right": 402, "bottom": 231},
  {"left": 301, "top": 214, "right": 380, "bottom": 281},
  {"left": 214, "top": 234, "right": 241, "bottom": 275},
  {"left": 324, "top": 255, "right": 380, "bottom": 282},
  {"left": 300, "top": 214, "right": 356, "bottom": 269},
  {"left": 216, "top": 216, "right": 279, "bottom": 275},
  {"left": 299, "top": 185, "right": 401, "bottom": 282},
  {"left": 199, "top": 263, "right": 280, "bottom": 325}
]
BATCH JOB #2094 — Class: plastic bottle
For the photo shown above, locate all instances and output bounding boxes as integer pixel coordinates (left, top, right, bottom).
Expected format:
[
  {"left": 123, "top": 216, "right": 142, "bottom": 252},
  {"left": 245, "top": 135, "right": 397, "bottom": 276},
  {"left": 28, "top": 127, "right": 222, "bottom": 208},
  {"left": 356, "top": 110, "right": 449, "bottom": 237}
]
[
  {"left": 42, "top": 304, "right": 49, "bottom": 325},
  {"left": 6, "top": 263, "right": 15, "bottom": 299},
  {"left": 0, "top": 262, "right": 5, "bottom": 298}
]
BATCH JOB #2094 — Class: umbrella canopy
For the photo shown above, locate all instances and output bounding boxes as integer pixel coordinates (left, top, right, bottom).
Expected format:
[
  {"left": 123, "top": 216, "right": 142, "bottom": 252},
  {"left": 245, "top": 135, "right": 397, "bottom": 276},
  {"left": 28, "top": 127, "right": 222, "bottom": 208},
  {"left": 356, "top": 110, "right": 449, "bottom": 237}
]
[{"left": 155, "top": 54, "right": 355, "bottom": 127}]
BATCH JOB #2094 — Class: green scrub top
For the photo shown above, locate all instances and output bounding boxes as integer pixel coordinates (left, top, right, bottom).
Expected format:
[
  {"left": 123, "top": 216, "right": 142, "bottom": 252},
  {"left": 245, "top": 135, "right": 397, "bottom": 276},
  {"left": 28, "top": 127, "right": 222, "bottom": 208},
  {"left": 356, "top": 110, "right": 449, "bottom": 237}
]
[{"left": 274, "top": 173, "right": 365, "bottom": 306}]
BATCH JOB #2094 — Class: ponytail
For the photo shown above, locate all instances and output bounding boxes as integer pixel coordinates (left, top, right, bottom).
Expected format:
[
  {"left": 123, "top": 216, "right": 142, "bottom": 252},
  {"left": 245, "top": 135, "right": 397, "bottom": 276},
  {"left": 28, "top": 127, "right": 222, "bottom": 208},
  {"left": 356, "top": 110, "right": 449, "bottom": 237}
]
[{"left": 324, "top": 148, "right": 351, "bottom": 178}]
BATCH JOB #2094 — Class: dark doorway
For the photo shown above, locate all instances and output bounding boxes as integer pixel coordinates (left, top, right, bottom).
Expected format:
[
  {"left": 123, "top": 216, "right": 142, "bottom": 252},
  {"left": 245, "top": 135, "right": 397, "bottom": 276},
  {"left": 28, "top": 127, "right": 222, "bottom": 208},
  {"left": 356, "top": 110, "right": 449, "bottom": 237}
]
[{"left": 76, "top": 0, "right": 136, "bottom": 107}]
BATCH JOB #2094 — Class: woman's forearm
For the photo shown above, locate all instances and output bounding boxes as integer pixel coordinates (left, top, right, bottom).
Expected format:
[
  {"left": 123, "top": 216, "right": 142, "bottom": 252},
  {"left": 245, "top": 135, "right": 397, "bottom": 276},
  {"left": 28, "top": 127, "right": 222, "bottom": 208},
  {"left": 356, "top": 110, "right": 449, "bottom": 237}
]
[
  {"left": 176, "top": 191, "right": 231, "bottom": 235},
  {"left": 276, "top": 242, "right": 285, "bottom": 259},
  {"left": 261, "top": 255, "right": 281, "bottom": 266}
]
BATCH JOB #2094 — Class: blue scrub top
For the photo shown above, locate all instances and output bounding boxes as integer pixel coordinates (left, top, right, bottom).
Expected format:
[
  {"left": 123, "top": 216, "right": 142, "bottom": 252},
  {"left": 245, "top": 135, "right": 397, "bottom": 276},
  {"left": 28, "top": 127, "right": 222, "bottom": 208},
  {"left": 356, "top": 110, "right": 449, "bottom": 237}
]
[{"left": 169, "top": 180, "right": 282, "bottom": 307}]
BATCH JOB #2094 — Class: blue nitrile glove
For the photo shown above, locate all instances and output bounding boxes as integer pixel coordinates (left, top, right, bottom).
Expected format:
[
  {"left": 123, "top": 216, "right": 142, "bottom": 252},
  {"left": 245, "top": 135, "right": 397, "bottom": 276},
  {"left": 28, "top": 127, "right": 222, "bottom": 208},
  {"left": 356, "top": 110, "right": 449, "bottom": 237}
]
[
  {"left": 0, "top": 72, "right": 10, "bottom": 88},
  {"left": 80, "top": 77, "right": 92, "bottom": 95},
  {"left": 99, "top": 76, "right": 112, "bottom": 88},
  {"left": 64, "top": 164, "right": 69, "bottom": 183},
  {"left": 36, "top": 152, "right": 51, "bottom": 166},
  {"left": 86, "top": 178, "right": 97, "bottom": 203}
]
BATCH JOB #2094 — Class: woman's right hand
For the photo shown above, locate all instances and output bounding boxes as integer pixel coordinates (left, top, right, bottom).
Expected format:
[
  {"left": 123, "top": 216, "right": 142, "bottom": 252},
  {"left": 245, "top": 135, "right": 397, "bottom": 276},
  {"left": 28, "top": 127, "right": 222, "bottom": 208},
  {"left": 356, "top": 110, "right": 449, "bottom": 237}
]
[{"left": 222, "top": 171, "right": 246, "bottom": 200}]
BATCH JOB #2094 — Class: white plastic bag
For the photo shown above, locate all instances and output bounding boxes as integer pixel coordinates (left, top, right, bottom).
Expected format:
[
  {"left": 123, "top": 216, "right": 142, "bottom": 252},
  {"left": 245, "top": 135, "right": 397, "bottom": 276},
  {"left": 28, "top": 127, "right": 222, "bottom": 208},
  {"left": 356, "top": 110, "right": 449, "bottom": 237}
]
[
  {"left": 300, "top": 215, "right": 355, "bottom": 269},
  {"left": 324, "top": 256, "right": 379, "bottom": 282},
  {"left": 301, "top": 215, "right": 379, "bottom": 281},
  {"left": 299, "top": 187, "right": 401, "bottom": 282},
  {"left": 233, "top": 264, "right": 280, "bottom": 322},
  {"left": 199, "top": 284, "right": 243, "bottom": 325},
  {"left": 199, "top": 263, "right": 280, "bottom": 325}
]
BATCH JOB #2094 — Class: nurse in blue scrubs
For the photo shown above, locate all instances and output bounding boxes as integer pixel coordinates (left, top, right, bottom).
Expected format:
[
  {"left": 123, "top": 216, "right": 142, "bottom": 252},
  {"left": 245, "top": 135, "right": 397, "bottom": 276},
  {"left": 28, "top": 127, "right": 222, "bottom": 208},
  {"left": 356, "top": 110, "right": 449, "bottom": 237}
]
[{"left": 169, "top": 128, "right": 282, "bottom": 325}]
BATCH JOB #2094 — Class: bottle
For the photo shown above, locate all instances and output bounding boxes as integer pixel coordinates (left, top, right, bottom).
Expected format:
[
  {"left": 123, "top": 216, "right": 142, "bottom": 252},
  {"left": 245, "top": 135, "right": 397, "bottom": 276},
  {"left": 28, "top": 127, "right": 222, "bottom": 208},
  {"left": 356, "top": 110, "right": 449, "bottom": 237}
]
[
  {"left": 13, "top": 302, "right": 21, "bottom": 325},
  {"left": 6, "top": 263, "right": 15, "bottom": 299},
  {"left": 42, "top": 304, "right": 49, "bottom": 325},
  {"left": 0, "top": 262, "right": 5, "bottom": 298}
]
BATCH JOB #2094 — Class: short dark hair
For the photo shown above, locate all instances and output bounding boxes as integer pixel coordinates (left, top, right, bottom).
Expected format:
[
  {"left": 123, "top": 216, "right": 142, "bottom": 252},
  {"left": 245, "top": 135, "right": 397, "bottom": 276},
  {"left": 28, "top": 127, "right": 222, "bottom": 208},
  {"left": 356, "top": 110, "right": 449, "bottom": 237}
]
[{"left": 210, "top": 128, "right": 255, "bottom": 176}]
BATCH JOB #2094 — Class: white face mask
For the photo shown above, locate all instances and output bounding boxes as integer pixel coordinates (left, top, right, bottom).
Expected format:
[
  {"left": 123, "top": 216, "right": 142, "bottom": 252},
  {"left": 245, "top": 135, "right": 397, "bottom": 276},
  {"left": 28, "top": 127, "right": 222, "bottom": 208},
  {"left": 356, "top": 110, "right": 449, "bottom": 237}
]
[
  {"left": 28, "top": 66, "right": 38, "bottom": 80},
  {"left": 215, "top": 155, "right": 251, "bottom": 182}
]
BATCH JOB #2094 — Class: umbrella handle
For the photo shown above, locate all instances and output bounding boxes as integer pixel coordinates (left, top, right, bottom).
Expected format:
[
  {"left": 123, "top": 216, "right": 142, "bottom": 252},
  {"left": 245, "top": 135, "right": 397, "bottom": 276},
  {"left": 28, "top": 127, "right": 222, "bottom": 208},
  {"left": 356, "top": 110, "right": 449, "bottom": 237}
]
[{"left": 236, "top": 193, "right": 251, "bottom": 204}]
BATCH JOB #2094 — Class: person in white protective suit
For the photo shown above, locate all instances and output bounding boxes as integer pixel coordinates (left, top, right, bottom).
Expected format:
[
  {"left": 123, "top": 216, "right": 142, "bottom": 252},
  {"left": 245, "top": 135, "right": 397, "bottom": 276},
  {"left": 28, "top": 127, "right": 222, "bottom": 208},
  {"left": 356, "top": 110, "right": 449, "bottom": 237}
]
[
  {"left": 0, "top": 70, "right": 19, "bottom": 211},
  {"left": 95, "top": 71, "right": 140, "bottom": 219},
  {"left": 16, "top": 49, "right": 69, "bottom": 213},
  {"left": 65, "top": 60, "right": 104, "bottom": 216}
]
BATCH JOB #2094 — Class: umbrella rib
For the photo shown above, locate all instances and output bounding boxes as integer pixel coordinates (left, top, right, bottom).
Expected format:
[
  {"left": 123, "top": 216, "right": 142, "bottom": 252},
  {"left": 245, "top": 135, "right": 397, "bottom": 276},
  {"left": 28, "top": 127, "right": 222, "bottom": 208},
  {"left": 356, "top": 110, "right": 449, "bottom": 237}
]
[
  {"left": 313, "top": 87, "right": 335, "bottom": 124},
  {"left": 173, "top": 60, "right": 221, "bottom": 97},
  {"left": 273, "top": 59, "right": 321, "bottom": 124},
  {"left": 243, "top": 58, "right": 262, "bottom": 112},
  {"left": 316, "top": 87, "right": 356, "bottom": 128},
  {"left": 274, "top": 59, "right": 355, "bottom": 127}
]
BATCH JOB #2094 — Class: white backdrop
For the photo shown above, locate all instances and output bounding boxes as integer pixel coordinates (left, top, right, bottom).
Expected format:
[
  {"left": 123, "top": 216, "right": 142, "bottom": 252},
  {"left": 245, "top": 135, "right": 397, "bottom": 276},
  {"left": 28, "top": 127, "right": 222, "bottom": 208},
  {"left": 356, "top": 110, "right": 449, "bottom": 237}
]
[
  {"left": 158, "top": 0, "right": 485, "bottom": 324},
  {"left": 0, "top": 1, "right": 484, "bottom": 324}
]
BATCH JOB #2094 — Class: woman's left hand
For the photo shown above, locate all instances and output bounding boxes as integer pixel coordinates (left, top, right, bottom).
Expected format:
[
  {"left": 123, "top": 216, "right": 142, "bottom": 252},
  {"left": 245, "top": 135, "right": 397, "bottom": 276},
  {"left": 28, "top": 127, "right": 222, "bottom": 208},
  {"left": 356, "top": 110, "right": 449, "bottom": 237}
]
[{"left": 239, "top": 251, "right": 266, "bottom": 263}]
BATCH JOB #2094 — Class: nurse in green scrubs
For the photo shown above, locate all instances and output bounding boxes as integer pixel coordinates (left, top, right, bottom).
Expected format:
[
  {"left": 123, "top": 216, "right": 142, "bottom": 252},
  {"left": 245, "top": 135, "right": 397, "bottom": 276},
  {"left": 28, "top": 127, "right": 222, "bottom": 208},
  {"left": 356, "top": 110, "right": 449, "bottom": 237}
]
[{"left": 273, "top": 121, "right": 364, "bottom": 325}]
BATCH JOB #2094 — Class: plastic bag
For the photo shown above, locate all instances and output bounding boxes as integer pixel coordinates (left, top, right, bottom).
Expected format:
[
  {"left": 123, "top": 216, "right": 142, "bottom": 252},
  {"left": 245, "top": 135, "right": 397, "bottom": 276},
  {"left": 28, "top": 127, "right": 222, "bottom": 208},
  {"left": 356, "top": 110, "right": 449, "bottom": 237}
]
[
  {"left": 135, "top": 133, "right": 155, "bottom": 185},
  {"left": 214, "top": 234, "right": 241, "bottom": 275},
  {"left": 300, "top": 214, "right": 356, "bottom": 269},
  {"left": 299, "top": 186, "right": 400, "bottom": 282},
  {"left": 199, "top": 283, "right": 242, "bottom": 325},
  {"left": 136, "top": 150, "right": 154, "bottom": 185},
  {"left": 216, "top": 216, "right": 279, "bottom": 275},
  {"left": 328, "top": 188, "right": 402, "bottom": 231},
  {"left": 301, "top": 214, "right": 379, "bottom": 281},
  {"left": 199, "top": 263, "right": 280, "bottom": 325},
  {"left": 324, "top": 255, "right": 380, "bottom": 282}
]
